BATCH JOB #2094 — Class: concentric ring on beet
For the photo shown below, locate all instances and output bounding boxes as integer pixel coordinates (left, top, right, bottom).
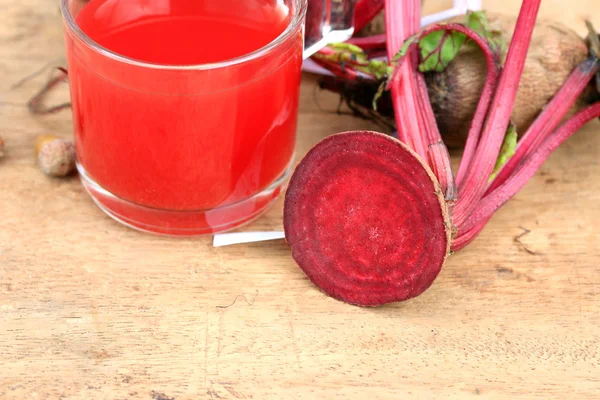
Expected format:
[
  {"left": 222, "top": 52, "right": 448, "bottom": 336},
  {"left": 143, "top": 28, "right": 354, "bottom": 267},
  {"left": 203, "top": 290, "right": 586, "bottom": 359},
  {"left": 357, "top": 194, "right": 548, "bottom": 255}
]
[{"left": 283, "top": 131, "right": 452, "bottom": 306}]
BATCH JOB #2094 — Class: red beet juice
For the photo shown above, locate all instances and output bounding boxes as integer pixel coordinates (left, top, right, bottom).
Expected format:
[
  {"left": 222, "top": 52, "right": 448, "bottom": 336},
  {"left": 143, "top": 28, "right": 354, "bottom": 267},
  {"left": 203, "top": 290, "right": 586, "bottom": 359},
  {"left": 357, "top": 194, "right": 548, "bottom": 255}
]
[{"left": 63, "top": 0, "right": 304, "bottom": 234}]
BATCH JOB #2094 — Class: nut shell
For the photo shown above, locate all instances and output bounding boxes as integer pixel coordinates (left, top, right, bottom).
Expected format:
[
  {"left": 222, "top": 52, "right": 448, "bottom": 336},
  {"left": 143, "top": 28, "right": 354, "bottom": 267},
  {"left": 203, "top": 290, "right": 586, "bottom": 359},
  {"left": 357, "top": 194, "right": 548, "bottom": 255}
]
[{"left": 37, "top": 137, "right": 76, "bottom": 177}]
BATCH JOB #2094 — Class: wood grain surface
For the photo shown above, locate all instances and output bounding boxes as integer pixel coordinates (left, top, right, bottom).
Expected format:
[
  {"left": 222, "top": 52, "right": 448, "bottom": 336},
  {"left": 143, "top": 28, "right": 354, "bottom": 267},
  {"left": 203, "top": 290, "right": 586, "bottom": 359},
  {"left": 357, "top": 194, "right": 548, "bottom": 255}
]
[{"left": 1, "top": 0, "right": 599, "bottom": 399}]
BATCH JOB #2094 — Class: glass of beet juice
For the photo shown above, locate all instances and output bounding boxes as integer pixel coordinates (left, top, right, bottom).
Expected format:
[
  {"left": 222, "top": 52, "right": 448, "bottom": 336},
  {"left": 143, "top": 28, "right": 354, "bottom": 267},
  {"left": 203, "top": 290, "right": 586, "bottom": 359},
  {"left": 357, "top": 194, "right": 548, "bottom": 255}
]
[{"left": 60, "top": 0, "right": 356, "bottom": 236}]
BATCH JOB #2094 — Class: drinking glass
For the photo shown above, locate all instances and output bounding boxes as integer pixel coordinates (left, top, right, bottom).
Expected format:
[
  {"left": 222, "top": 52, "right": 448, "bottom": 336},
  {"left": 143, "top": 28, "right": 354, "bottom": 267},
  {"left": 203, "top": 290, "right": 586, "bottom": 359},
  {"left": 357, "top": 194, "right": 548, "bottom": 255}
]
[{"left": 61, "top": 0, "right": 356, "bottom": 236}]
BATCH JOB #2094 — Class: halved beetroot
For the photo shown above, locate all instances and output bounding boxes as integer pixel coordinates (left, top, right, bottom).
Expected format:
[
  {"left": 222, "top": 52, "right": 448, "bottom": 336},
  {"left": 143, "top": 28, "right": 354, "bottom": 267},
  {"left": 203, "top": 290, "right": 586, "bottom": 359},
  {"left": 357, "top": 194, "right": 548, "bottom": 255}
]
[{"left": 284, "top": 131, "right": 452, "bottom": 306}]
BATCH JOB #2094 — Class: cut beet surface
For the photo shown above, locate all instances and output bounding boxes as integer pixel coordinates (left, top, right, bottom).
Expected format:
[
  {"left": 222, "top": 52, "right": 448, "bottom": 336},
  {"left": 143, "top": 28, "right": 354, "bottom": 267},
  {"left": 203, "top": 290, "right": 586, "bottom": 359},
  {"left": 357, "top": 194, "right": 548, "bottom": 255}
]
[{"left": 284, "top": 131, "right": 452, "bottom": 306}]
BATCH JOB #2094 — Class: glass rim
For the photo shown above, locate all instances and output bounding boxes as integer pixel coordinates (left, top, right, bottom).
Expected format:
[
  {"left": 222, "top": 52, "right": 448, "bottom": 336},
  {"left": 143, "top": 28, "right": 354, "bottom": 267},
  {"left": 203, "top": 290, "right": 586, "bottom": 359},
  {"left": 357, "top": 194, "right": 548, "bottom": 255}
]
[{"left": 60, "top": 0, "right": 307, "bottom": 71}]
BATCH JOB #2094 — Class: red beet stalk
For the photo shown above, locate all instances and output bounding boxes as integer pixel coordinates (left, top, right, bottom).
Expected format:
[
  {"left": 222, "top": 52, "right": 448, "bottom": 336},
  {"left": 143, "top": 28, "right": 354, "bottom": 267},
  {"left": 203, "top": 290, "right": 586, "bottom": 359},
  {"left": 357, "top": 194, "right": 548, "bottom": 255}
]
[
  {"left": 488, "top": 60, "right": 600, "bottom": 194},
  {"left": 452, "top": 0, "right": 542, "bottom": 228},
  {"left": 348, "top": 34, "right": 386, "bottom": 51},
  {"left": 463, "top": 102, "right": 600, "bottom": 232},
  {"left": 354, "top": 0, "right": 385, "bottom": 33},
  {"left": 385, "top": 0, "right": 457, "bottom": 198},
  {"left": 311, "top": 47, "right": 365, "bottom": 81},
  {"left": 392, "top": 22, "right": 501, "bottom": 198},
  {"left": 415, "top": 73, "right": 457, "bottom": 200},
  {"left": 452, "top": 58, "right": 599, "bottom": 250},
  {"left": 385, "top": 0, "right": 428, "bottom": 158},
  {"left": 450, "top": 223, "right": 482, "bottom": 251}
]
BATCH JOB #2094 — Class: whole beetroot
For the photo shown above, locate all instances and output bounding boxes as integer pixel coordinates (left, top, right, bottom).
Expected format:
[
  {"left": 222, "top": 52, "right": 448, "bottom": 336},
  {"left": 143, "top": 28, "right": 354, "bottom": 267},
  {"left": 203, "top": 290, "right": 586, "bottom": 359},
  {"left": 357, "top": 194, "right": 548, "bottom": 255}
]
[
  {"left": 428, "top": 13, "right": 592, "bottom": 146},
  {"left": 327, "top": 12, "right": 596, "bottom": 147}
]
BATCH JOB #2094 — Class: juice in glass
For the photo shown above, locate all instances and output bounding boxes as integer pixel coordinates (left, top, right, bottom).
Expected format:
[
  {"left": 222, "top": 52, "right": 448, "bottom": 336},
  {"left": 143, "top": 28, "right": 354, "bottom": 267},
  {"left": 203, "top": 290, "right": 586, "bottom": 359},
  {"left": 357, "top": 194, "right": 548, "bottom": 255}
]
[{"left": 62, "top": 0, "right": 305, "bottom": 235}]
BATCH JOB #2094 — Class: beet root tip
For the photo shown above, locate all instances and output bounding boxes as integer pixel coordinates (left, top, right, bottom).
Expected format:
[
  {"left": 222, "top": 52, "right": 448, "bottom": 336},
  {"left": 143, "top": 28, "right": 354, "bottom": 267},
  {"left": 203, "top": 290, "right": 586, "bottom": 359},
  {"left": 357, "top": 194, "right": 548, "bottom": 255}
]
[{"left": 283, "top": 131, "right": 452, "bottom": 307}]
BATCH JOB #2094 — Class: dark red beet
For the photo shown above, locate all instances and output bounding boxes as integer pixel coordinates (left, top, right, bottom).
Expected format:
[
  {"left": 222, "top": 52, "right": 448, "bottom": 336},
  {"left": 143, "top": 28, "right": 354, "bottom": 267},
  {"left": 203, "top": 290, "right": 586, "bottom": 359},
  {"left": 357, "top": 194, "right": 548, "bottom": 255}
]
[{"left": 283, "top": 131, "right": 452, "bottom": 306}]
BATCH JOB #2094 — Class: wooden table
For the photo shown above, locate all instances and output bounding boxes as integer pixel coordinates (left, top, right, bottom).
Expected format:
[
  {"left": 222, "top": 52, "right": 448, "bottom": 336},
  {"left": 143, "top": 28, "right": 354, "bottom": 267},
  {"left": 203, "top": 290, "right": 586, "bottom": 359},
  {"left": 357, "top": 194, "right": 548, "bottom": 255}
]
[{"left": 1, "top": 0, "right": 599, "bottom": 398}]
